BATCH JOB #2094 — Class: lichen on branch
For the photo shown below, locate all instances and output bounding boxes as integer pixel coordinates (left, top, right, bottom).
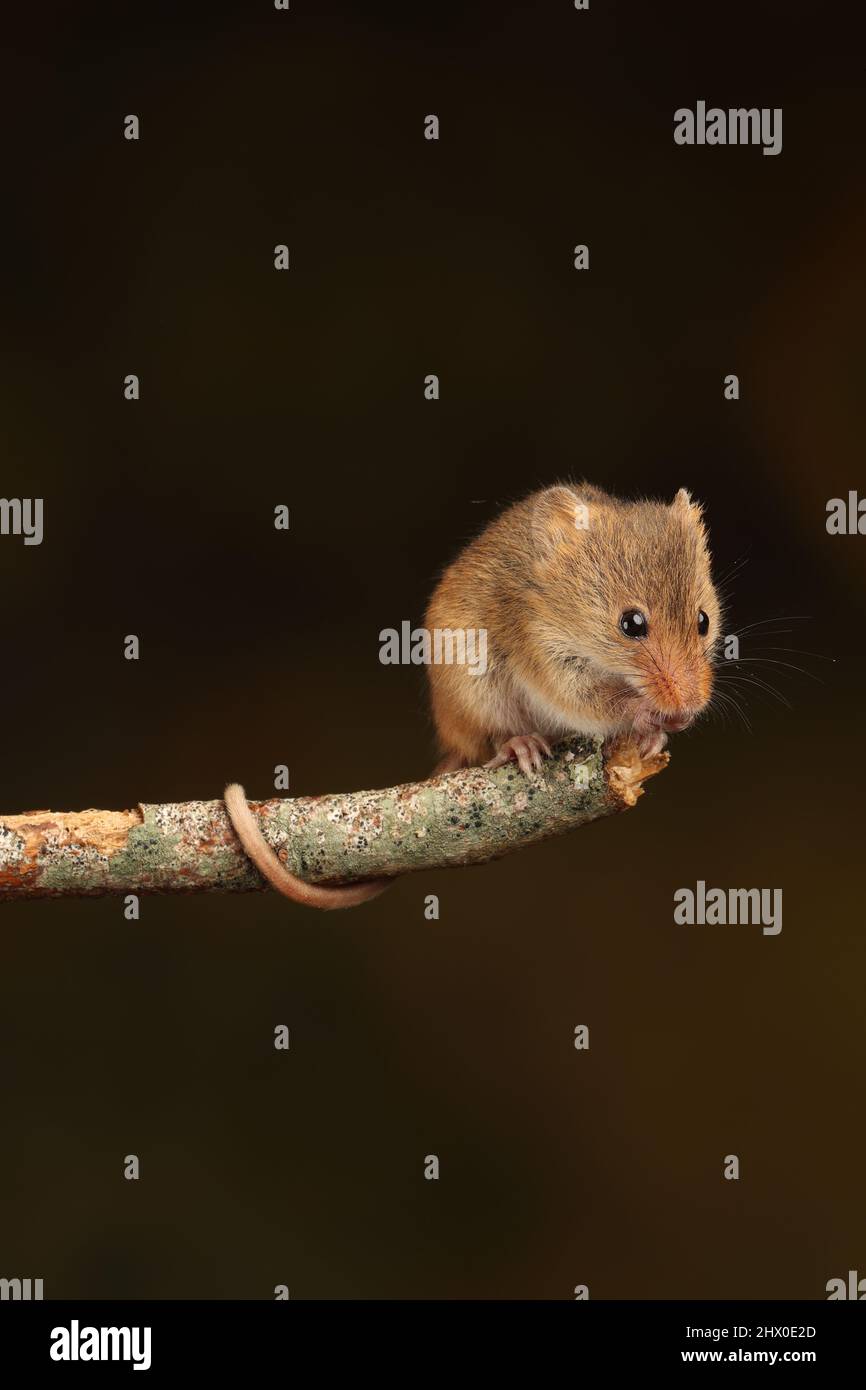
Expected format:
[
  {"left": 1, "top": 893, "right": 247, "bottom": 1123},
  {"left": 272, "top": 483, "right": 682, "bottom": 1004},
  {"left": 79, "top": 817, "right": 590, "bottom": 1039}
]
[{"left": 0, "top": 737, "right": 668, "bottom": 902}]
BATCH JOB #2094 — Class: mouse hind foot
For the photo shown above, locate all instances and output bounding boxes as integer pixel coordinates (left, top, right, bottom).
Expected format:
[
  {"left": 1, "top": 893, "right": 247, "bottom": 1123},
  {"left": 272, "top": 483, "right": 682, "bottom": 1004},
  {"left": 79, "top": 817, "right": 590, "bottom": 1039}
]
[{"left": 484, "top": 733, "right": 552, "bottom": 776}]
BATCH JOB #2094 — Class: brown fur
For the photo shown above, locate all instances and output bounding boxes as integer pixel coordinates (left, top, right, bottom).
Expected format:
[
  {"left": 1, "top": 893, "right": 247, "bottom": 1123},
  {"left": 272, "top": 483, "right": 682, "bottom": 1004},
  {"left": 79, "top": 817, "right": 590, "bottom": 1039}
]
[
  {"left": 425, "top": 482, "right": 722, "bottom": 764},
  {"left": 226, "top": 482, "right": 721, "bottom": 909}
]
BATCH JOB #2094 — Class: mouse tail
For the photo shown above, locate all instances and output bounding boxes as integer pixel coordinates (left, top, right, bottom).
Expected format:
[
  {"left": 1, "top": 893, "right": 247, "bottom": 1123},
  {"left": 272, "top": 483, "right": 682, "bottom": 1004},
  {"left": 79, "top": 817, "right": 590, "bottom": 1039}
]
[{"left": 224, "top": 784, "right": 391, "bottom": 911}]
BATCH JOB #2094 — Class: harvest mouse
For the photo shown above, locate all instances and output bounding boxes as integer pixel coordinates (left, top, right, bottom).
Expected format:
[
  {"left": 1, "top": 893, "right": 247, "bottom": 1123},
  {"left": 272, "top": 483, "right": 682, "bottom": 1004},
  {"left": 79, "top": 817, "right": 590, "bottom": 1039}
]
[{"left": 225, "top": 482, "right": 722, "bottom": 908}]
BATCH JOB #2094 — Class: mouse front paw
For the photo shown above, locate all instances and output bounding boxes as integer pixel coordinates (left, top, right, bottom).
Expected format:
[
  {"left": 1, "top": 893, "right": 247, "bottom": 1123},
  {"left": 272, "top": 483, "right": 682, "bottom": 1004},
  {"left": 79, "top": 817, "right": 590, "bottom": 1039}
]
[
  {"left": 638, "top": 728, "right": 668, "bottom": 759},
  {"left": 605, "top": 729, "right": 668, "bottom": 762},
  {"left": 485, "top": 733, "right": 553, "bottom": 776}
]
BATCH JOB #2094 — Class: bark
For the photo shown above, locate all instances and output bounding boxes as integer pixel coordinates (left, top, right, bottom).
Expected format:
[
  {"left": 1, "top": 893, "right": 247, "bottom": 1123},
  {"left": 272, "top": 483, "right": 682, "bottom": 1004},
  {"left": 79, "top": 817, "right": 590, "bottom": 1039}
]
[{"left": 0, "top": 737, "right": 668, "bottom": 902}]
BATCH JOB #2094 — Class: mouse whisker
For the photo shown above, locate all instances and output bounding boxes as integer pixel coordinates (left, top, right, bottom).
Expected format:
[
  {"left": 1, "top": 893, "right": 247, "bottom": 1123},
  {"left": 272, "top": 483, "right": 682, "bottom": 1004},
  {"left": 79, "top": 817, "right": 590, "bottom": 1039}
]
[
  {"left": 749, "top": 646, "right": 835, "bottom": 661},
  {"left": 714, "top": 671, "right": 794, "bottom": 709},
  {"left": 725, "top": 656, "right": 825, "bottom": 684},
  {"left": 706, "top": 686, "right": 752, "bottom": 733},
  {"left": 725, "top": 615, "right": 812, "bottom": 638}
]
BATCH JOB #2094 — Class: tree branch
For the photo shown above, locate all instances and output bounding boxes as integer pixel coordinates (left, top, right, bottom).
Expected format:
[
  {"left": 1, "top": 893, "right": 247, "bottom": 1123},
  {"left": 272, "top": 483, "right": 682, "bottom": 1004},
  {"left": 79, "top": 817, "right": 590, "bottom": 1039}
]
[{"left": 0, "top": 737, "right": 668, "bottom": 902}]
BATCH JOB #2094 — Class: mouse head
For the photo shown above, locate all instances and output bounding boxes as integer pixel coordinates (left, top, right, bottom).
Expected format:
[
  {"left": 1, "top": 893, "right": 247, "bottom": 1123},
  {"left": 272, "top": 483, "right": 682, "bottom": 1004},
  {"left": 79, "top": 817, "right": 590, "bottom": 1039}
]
[{"left": 531, "top": 484, "right": 722, "bottom": 734}]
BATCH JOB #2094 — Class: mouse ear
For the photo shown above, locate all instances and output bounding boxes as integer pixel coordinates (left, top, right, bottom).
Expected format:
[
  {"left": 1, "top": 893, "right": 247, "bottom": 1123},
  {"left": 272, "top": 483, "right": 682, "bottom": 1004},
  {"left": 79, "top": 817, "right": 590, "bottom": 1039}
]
[
  {"left": 532, "top": 486, "right": 592, "bottom": 551},
  {"left": 672, "top": 487, "right": 705, "bottom": 521}
]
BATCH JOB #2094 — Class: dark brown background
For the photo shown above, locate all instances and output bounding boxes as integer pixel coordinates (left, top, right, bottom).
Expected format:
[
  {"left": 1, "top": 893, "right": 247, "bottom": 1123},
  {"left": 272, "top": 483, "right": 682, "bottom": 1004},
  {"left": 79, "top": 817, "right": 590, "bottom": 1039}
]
[{"left": 1, "top": 0, "right": 864, "bottom": 1298}]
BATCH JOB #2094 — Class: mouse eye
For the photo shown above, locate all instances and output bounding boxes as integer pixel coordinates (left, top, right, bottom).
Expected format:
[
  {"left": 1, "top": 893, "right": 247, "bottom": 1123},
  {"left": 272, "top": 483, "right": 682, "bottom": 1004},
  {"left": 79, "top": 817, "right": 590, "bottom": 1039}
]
[
  {"left": 620, "top": 609, "right": 648, "bottom": 639},
  {"left": 697, "top": 609, "right": 710, "bottom": 636}
]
